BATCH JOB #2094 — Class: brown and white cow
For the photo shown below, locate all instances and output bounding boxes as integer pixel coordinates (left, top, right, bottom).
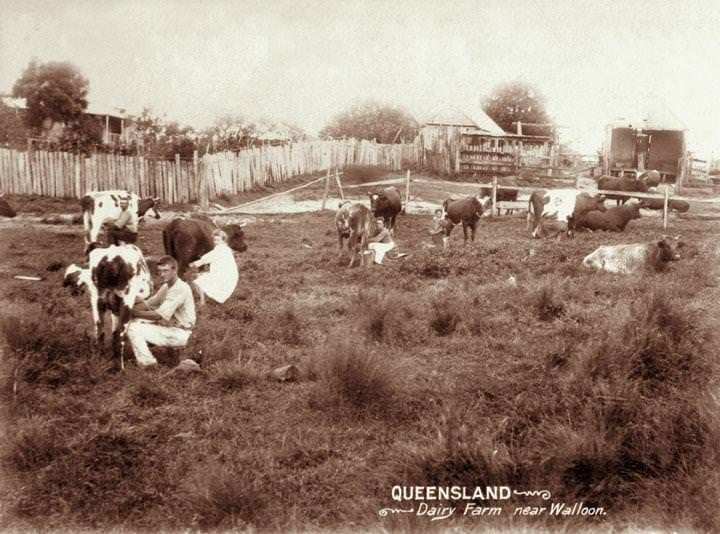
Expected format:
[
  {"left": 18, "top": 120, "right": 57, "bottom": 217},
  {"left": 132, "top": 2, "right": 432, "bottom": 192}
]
[
  {"left": 527, "top": 189, "right": 606, "bottom": 239},
  {"left": 335, "top": 201, "right": 377, "bottom": 267},
  {"left": 81, "top": 190, "right": 160, "bottom": 254},
  {"left": 582, "top": 236, "right": 682, "bottom": 274},
  {"left": 63, "top": 244, "right": 153, "bottom": 370}
]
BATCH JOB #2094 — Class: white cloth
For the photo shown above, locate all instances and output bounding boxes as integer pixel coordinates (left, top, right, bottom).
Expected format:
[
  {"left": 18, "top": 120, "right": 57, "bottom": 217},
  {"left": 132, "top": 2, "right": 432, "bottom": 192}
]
[
  {"left": 193, "top": 243, "right": 239, "bottom": 304},
  {"left": 126, "top": 320, "right": 191, "bottom": 366},
  {"left": 368, "top": 242, "right": 395, "bottom": 264}
]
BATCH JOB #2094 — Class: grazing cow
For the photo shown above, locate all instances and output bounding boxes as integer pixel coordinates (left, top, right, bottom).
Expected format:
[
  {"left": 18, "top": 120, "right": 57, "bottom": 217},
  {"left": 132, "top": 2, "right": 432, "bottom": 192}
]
[
  {"left": 575, "top": 201, "right": 642, "bottom": 232},
  {"left": 63, "top": 244, "right": 153, "bottom": 370},
  {"left": 81, "top": 190, "right": 161, "bottom": 253},
  {"left": 582, "top": 236, "right": 682, "bottom": 274},
  {"left": 638, "top": 169, "right": 662, "bottom": 188},
  {"left": 639, "top": 198, "right": 690, "bottom": 213},
  {"left": 335, "top": 201, "right": 377, "bottom": 266},
  {"left": 597, "top": 176, "right": 648, "bottom": 205},
  {"left": 368, "top": 186, "right": 402, "bottom": 233},
  {"left": 527, "top": 189, "right": 607, "bottom": 239},
  {"left": 442, "top": 195, "right": 484, "bottom": 245},
  {"left": 0, "top": 193, "right": 16, "bottom": 218},
  {"left": 479, "top": 177, "right": 519, "bottom": 215},
  {"left": 163, "top": 217, "right": 248, "bottom": 276}
]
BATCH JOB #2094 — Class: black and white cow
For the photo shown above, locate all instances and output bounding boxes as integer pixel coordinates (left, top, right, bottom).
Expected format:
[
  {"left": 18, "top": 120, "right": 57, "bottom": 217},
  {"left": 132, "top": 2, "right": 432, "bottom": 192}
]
[
  {"left": 63, "top": 244, "right": 153, "bottom": 370},
  {"left": 81, "top": 190, "right": 160, "bottom": 253}
]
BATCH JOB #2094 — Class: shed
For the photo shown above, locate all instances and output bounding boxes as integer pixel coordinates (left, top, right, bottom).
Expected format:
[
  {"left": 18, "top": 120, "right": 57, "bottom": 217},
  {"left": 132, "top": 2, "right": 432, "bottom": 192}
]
[{"left": 602, "top": 99, "right": 687, "bottom": 182}]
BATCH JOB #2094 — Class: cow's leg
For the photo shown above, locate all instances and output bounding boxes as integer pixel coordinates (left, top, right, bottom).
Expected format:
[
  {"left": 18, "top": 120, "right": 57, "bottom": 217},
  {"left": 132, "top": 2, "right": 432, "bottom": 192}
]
[
  {"left": 461, "top": 222, "right": 469, "bottom": 245},
  {"left": 337, "top": 232, "right": 345, "bottom": 258},
  {"left": 470, "top": 220, "right": 478, "bottom": 242}
]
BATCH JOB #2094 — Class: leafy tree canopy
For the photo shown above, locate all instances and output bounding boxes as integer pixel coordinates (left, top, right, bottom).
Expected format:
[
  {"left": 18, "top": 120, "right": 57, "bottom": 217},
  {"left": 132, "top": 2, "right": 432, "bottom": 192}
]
[
  {"left": 483, "top": 81, "right": 554, "bottom": 137},
  {"left": 12, "top": 60, "right": 89, "bottom": 130},
  {"left": 320, "top": 100, "right": 418, "bottom": 143}
]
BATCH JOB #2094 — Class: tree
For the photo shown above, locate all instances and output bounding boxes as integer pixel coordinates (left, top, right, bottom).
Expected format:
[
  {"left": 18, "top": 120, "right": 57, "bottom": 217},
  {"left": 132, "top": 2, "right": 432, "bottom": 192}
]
[
  {"left": 0, "top": 101, "right": 30, "bottom": 148},
  {"left": 12, "top": 60, "right": 89, "bottom": 131},
  {"left": 320, "top": 100, "right": 418, "bottom": 143},
  {"left": 482, "top": 81, "right": 554, "bottom": 137}
]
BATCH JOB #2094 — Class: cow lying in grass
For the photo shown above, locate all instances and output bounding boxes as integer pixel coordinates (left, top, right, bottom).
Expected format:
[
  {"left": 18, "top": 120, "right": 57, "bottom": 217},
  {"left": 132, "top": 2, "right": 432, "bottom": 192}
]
[
  {"left": 0, "top": 193, "right": 16, "bottom": 217},
  {"left": 575, "top": 201, "right": 642, "bottom": 232},
  {"left": 582, "top": 236, "right": 682, "bottom": 274},
  {"left": 639, "top": 198, "right": 691, "bottom": 213},
  {"left": 63, "top": 244, "right": 153, "bottom": 370}
]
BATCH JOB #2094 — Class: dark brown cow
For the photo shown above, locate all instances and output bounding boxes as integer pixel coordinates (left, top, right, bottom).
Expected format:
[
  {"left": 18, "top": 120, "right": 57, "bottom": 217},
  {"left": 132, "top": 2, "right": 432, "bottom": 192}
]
[
  {"left": 639, "top": 198, "right": 690, "bottom": 213},
  {"left": 442, "top": 196, "right": 484, "bottom": 245},
  {"left": 163, "top": 217, "right": 248, "bottom": 276},
  {"left": 0, "top": 193, "right": 16, "bottom": 218},
  {"left": 368, "top": 186, "right": 402, "bottom": 233},
  {"left": 575, "top": 202, "right": 641, "bottom": 232},
  {"left": 336, "top": 201, "right": 377, "bottom": 267},
  {"left": 527, "top": 189, "right": 607, "bottom": 239},
  {"left": 597, "top": 176, "right": 649, "bottom": 205}
]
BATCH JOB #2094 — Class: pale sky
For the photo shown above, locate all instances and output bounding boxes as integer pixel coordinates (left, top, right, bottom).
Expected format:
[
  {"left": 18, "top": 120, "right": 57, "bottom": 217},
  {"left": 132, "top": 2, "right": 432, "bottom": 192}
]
[{"left": 1, "top": 0, "right": 719, "bottom": 157}]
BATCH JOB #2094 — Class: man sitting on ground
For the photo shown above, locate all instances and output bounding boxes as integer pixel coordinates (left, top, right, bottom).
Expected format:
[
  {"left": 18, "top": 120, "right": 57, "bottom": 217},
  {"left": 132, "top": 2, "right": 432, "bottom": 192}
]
[
  {"left": 367, "top": 218, "right": 396, "bottom": 265},
  {"left": 106, "top": 195, "right": 139, "bottom": 246},
  {"left": 127, "top": 255, "right": 196, "bottom": 368}
]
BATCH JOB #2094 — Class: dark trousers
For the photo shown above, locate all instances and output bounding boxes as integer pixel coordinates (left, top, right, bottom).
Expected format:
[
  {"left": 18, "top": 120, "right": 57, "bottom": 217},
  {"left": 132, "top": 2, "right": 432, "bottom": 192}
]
[{"left": 106, "top": 227, "right": 138, "bottom": 246}]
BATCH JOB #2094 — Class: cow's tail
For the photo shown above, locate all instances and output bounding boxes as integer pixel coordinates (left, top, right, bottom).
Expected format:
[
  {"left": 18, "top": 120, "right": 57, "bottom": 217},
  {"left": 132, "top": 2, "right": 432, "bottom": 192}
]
[{"left": 162, "top": 223, "right": 174, "bottom": 258}]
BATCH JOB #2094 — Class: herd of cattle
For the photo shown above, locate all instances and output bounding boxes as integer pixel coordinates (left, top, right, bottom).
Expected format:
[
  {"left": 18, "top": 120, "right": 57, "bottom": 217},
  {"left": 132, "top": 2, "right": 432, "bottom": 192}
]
[
  {"left": 0, "top": 172, "right": 690, "bottom": 367},
  {"left": 336, "top": 172, "right": 686, "bottom": 271}
]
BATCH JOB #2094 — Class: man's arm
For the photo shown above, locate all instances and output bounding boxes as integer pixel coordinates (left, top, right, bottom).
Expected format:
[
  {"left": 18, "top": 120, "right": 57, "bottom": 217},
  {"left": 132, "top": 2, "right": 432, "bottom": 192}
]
[{"left": 114, "top": 210, "right": 131, "bottom": 229}]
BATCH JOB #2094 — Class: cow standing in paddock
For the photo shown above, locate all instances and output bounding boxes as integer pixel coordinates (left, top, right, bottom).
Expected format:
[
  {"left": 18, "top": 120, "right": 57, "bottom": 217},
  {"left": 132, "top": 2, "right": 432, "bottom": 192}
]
[
  {"left": 368, "top": 186, "right": 402, "bottom": 233},
  {"left": 163, "top": 217, "right": 248, "bottom": 276},
  {"left": 527, "top": 189, "right": 607, "bottom": 239},
  {"left": 442, "top": 196, "right": 485, "bottom": 245},
  {"left": 575, "top": 201, "right": 642, "bottom": 232},
  {"left": 597, "top": 176, "right": 649, "bottom": 206},
  {"left": 335, "top": 201, "right": 377, "bottom": 267},
  {"left": 582, "top": 236, "right": 682, "bottom": 274},
  {"left": 63, "top": 244, "right": 153, "bottom": 370},
  {"left": 81, "top": 190, "right": 160, "bottom": 254}
]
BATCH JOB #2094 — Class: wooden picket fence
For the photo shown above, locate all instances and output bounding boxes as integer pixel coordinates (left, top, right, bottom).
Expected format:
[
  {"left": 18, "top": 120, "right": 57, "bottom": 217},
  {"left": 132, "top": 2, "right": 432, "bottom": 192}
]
[{"left": 0, "top": 139, "right": 421, "bottom": 204}]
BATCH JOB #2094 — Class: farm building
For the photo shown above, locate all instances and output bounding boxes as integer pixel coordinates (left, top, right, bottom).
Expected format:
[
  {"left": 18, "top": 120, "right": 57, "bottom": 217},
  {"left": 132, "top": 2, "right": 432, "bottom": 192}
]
[
  {"left": 417, "top": 105, "right": 554, "bottom": 176},
  {"left": 602, "top": 99, "right": 687, "bottom": 183},
  {"left": 0, "top": 97, "right": 137, "bottom": 148}
]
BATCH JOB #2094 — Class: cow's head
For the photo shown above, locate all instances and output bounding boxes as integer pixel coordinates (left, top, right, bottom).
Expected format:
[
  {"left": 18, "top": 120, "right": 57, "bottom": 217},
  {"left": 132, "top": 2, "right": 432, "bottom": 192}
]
[
  {"left": 224, "top": 220, "right": 249, "bottom": 253},
  {"left": 368, "top": 191, "right": 384, "bottom": 213},
  {"left": 63, "top": 264, "right": 87, "bottom": 296},
  {"left": 138, "top": 197, "right": 161, "bottom": 219},
  {"left": 640, "top": 170, "right": 661, "bottom": 188}
]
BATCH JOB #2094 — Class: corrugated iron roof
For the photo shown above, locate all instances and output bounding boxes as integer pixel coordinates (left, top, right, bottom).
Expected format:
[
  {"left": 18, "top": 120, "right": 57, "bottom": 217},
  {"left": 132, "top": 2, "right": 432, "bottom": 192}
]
[
  {"left": 424, "top": 105, "right": 506, "bottom": 135},
  {"left": 610, "top": 96, "right": 686, "bottom": 131}
]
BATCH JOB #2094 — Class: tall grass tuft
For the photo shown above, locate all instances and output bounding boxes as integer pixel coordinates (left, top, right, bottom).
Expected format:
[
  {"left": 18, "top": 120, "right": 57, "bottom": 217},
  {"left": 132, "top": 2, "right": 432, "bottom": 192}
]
[
  {"left": 355, "top": 289, "right": 413, "bottom": 344},
  {"left": 429, "top": 294, "right": 462, "bottom": 336},
  {"left": 271, "top": 304, "right": 305, "bottom": 346},
  {"left": 309, "top": 334, "right": 401, "bottom": 415},
  {"left": 532, "top": 280, "right": 565, "bottom": 321}
]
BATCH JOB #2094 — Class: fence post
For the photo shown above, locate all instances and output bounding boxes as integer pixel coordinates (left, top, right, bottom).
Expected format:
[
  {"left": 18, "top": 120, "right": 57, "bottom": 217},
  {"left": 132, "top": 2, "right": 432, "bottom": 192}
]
[
  {"left": 334, "top": 169, "right": 344, "bottom": 201},
  {"left": 404, "top": 169, "right": 411, "bottom": 214},
  {"left": 663, "top": 188, "right": 670, "bottom": 230},
  {"left": 321, "top": 168, "right": 331, "bottom": 210},
  {"left": 491, "top": 176, "right": 498, "bottom": 217}
]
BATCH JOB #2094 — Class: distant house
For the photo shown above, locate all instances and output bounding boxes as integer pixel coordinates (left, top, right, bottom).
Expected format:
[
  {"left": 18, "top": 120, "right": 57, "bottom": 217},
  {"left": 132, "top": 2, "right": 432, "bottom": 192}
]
[
  {"left": 0, "top": 97, "right": 136, "bottom": 148},
  {"left": 418, "top": 105, "right": 554, "bottom": 176},
  {"left": 602, "top": 98, "right": 687, "bottom": 182}
]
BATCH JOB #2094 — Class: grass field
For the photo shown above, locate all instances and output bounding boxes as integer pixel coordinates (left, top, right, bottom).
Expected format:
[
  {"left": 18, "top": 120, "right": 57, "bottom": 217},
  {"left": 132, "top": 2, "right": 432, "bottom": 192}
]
[{"left": 1, "top": 170, "right": 719, "bottom": 533}]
